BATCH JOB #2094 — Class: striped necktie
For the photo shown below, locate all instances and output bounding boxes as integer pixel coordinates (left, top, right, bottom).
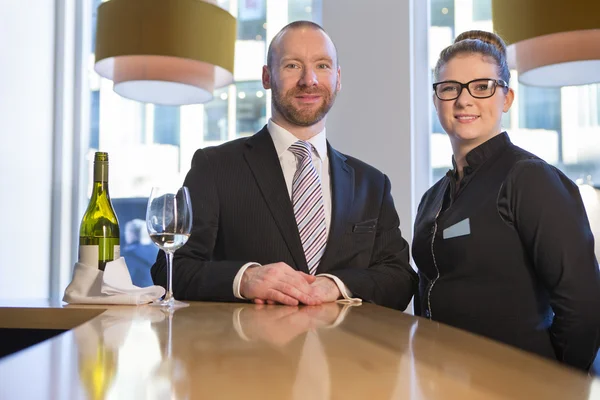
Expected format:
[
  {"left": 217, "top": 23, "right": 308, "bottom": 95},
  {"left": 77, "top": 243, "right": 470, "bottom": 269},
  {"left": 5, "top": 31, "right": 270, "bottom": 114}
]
[{"left": 289, "top": 140, "right": 327, "bottom": 275}]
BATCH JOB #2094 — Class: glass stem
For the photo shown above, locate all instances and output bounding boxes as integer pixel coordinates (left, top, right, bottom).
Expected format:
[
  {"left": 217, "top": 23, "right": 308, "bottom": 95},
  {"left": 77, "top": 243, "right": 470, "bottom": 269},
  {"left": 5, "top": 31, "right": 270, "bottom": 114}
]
[{"left": 165, "top": 250, "right": 174, "bottom": 302}]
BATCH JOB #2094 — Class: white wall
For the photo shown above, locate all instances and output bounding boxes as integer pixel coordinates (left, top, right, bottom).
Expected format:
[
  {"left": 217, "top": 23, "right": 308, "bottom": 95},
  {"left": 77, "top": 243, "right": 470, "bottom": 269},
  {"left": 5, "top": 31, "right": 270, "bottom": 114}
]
[
  {"left": 322, "top": 0, "right": 430, "bottom": 245},
  {"left": 0, "top": 1, "right": 55, "bottom": 299}
]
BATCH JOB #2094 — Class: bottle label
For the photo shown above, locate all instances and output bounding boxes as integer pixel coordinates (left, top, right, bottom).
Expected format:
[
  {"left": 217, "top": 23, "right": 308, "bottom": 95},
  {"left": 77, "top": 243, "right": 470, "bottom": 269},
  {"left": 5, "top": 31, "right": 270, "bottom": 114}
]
[{"left": 79, "top": 243, "right": 121, "bottom": 271}]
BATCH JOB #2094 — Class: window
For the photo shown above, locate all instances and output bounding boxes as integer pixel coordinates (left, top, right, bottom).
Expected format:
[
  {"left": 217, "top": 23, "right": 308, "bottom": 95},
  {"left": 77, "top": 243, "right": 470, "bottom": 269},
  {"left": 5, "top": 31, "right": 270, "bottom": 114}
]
[
  {"left": 90, "top": 90, "right": 100, "bottom": 149},
  {"left": 84, "top": 0, "right": 321, "bottom": 286},
  {"left": 518, "top": 85, "right": 561, "bottom": 131},
  {"left": 431, "top": 0, "right": 454, "bottom": 31},
  {"left": 289, "top": 0, "right": 319, "bottom": 21},
  {"left": 204, "top": 87, "right": 229, "bottom": 142},
  {"left": 153, "top": 106, "right": 181, "bottom": 147},
  {"left": 472, "top": 1, "right": 492, "bottom": 21},
  {"left": 238, "top": 0, "right": 267, "bottom": 41},
  {"left": 236, "top": 81, "right": 267, "bottom": 137}
]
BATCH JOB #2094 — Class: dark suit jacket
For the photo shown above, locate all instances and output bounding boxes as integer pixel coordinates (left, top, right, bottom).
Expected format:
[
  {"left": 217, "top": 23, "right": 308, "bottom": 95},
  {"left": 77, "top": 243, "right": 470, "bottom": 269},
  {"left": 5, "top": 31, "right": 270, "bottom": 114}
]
[{"left": 151, "top": 126, "right": 417, "bottom": 310}]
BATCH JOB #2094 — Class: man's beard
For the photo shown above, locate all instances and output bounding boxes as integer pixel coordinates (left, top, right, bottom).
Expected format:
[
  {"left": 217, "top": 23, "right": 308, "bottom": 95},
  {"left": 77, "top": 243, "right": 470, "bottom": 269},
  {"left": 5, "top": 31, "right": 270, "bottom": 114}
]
[{"left": 271, "top": 82, "right": 337, "bottom": 127}]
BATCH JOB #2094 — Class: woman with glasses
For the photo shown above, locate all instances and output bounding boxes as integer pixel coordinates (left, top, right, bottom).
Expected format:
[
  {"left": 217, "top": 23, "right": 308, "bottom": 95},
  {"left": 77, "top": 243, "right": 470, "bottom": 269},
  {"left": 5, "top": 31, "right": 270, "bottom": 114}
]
[{"left": 412, "top": 30, "right": 600, "bottom": 371}]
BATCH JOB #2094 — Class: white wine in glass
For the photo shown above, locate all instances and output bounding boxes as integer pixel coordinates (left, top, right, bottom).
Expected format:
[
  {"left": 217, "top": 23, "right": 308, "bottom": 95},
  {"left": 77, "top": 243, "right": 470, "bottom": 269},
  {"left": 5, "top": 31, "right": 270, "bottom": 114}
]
[{"left": 146, "top": 186, "right": 193, "bottom": 309}]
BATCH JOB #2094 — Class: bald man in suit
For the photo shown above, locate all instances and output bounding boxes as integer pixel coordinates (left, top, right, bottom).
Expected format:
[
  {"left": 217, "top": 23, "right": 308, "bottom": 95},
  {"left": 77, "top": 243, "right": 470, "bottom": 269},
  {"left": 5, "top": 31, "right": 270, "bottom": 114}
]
[{"left": 151, "top": 21, "right": 417, "bottom": 310}]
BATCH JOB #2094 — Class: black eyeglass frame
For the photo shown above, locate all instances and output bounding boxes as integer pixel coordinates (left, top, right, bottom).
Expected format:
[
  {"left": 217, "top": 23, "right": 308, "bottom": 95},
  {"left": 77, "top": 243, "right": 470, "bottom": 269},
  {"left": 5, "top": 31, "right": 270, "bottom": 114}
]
[{"left": 432, "top": 78, "right": 509, "bottom": 101}]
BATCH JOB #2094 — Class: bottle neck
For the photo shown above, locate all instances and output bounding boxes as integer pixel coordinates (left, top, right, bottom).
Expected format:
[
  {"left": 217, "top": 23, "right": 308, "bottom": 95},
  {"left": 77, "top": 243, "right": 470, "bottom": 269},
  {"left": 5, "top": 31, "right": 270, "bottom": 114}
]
[
  {"left": 91, "top": 162, "right": 111, "bottom": 199},
  {"left": 94, "top": 161, "right": 109, "bottom": 182},
  {"left": 91, "top": 181, "right": 110, "bottom": 197}
]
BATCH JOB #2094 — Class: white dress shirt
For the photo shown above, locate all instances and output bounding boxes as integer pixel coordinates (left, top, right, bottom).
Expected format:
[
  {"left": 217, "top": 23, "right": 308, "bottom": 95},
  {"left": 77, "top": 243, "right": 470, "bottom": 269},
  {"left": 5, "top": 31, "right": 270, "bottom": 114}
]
[{"left": 232, "top": 119, "right": 358, "bottom": 301}]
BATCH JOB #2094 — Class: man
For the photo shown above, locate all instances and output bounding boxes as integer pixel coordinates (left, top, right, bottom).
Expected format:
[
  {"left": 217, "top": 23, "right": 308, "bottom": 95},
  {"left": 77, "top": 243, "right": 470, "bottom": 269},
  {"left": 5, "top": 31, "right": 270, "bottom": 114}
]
[{"left": 151, "top": 21, "right": 417, "bottom": 310}]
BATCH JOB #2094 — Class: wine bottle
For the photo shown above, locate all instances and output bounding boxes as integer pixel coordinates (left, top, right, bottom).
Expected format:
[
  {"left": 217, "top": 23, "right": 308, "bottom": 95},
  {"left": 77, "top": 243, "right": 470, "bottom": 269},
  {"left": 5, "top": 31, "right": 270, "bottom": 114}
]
[{"left": 79, "top": 152, "right": 120, "bottom": 271}]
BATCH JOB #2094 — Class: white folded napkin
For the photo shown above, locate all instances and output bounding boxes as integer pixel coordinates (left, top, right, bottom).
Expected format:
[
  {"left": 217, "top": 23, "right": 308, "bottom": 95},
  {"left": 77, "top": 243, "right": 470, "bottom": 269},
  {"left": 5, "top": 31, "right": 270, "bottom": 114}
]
[{"left": 63, "top": 257, "right": 165, "bottom": 305}]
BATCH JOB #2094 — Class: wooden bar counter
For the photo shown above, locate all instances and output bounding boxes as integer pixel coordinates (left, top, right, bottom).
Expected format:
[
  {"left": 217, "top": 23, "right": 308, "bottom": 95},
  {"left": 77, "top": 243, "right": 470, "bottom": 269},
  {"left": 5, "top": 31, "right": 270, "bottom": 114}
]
[{"left": 0, "top": 301, "right": 597, "bottom": 399}]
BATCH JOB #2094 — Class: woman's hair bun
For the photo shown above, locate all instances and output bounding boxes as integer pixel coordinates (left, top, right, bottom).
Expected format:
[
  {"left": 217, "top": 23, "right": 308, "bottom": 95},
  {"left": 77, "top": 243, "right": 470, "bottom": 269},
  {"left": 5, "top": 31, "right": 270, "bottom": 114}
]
[{"left": 454, "top": 30, "right": 507, "bottom": 57}]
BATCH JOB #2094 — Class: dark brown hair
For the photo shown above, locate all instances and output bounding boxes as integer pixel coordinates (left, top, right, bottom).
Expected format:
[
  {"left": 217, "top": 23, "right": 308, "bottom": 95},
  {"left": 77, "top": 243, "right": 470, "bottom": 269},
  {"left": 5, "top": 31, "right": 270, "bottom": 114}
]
[{"left": 434, "top": 30, "right": 510, "bottom": 84}]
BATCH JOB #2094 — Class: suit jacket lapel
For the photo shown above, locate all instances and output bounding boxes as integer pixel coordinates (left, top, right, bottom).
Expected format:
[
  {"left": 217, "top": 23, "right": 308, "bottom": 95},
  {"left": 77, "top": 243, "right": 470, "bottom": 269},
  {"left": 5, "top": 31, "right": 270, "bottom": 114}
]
[
  {"left": 243, "top": 127, "right": 309, "bottom": 273},
  {"left": 318, "top": 144, "right": 354, "bottom": 273}
]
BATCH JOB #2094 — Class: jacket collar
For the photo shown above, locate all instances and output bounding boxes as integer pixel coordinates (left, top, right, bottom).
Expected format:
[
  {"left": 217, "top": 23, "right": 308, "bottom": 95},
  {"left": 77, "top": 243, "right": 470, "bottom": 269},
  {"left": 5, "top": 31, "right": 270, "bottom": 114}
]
[{"left": 450, "top": 132, "right": 511, "bottom": 178}]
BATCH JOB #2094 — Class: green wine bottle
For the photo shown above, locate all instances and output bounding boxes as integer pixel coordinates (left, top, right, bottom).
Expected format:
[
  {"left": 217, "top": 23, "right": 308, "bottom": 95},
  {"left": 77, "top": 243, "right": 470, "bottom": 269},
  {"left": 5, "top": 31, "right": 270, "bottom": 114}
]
[{"left": 79, "top": 152, "right": 120, "bottom": 271}]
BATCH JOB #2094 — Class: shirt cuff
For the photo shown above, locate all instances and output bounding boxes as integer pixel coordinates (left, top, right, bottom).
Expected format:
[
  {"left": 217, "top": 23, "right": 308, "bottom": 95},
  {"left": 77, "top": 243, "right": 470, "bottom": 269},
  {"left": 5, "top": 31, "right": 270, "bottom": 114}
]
[
  {"left": 317, "top": 273, "right": 362, "bottom": 304},
  {"left": 233, "top": 262, "right": 261, "bottom": 299}
]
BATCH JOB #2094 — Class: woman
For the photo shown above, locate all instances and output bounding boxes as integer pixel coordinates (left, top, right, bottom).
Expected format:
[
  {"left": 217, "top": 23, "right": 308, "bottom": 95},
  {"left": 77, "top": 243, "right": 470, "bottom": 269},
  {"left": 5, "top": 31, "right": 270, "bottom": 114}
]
[{"left": 412, "top": 30, "right": 600, "bottom": 371}]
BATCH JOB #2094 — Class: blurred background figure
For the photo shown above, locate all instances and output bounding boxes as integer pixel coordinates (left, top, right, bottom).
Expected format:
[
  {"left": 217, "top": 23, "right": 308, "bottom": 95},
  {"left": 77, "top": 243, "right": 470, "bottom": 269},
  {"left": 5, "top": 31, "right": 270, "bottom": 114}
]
[{"left": 122, "top": 218, "right": 157, "bottom": 287}]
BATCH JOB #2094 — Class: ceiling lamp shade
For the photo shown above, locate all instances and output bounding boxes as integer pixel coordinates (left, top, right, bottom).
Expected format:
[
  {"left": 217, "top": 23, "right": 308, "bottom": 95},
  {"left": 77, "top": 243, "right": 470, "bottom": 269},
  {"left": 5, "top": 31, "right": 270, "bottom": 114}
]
[
  {"left": 94, "top": 0, "right": 236, "bottom": 105},
  {"left": 492, "top": 0, "right": 600, "bottom": 87}
]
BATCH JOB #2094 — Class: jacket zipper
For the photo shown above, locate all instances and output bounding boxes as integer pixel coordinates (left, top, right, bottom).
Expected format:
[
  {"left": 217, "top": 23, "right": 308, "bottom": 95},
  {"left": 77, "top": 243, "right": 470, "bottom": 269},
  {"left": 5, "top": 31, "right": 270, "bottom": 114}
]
[{"left": 426, "top": 201, "right": 444, "bottom": 320}]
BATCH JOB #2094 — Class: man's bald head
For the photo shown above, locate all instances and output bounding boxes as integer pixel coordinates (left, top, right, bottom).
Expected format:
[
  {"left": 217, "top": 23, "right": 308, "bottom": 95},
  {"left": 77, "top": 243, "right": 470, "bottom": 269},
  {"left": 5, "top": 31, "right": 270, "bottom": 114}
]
[{"left": 266, "top": 21, "right": 339, "bottom": 71}]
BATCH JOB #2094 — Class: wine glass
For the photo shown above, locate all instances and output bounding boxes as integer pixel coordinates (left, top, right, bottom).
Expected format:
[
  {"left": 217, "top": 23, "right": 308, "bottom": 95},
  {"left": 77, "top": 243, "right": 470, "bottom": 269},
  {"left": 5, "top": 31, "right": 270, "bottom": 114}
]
[{"left": 146, "top": 186, "right": 193, "bottom": 309}]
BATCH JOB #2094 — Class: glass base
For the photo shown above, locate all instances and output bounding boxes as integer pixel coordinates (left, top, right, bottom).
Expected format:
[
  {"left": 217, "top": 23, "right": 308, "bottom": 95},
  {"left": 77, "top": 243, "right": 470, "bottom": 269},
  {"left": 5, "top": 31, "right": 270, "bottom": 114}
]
[{"left": 149, "top": 297, "right": 189, "bottom": 309}]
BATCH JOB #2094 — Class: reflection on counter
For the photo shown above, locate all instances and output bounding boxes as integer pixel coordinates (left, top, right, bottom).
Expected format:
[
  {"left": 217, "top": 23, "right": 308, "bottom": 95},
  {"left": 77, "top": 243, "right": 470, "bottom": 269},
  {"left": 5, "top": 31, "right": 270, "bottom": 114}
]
[
  {"left": 74, "top": 307, "right": 164, "bottom": 399},
  {"left": 147, "top": 308, "right": 190, "bottom": 400},
  {"left": 232, "top": 303, "right": 361, "bottom": 399},
  {"left": 1, "top": 302, "right": 596, "bottom": 400},
  {"left": 232, "top": 302, "right": 356, "bottom": 345},
  {"left": 78, "top": 339, "right": 116, "bottom": 400},
  {"left": 407, "top": 319, "right": 595, "bottom": 400}
]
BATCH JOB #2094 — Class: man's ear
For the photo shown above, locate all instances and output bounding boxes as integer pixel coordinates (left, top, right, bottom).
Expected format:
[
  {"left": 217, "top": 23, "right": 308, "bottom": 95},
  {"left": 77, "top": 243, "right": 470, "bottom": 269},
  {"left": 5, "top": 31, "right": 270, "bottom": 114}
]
[{"left": 262, "top": 65, "right": 271, "bottom": 89}]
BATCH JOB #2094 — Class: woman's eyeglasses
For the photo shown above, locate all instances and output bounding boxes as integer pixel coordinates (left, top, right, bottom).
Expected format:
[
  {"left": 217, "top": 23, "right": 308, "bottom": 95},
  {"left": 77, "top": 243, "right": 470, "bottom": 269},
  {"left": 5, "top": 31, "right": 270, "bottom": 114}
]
[{"left": 433, "top": 78, "right": 508, "bottom": 101}]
